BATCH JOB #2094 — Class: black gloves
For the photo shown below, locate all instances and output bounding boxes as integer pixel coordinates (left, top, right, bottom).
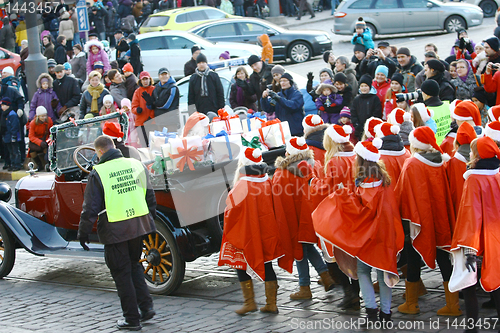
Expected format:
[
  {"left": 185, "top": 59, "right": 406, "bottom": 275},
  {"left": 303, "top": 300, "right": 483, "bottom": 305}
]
[
  {"left": 465, "top": 254, "right": 477, "bottom": 272},
  {"left": 307, "top": 72, "right": 314, "bottom": 82},
  {"left": 136, "top": 107, "right": 143, "bottom": 114},
  {"left": 268, "top": 91, "right": 280, "bottom": 100},
  {"left": 51, "top": 98, "right": 59, "bottom": 109},
  {"left": 40, "top": 141, "right": 48, "bottom": 149},
  {"left": 459, "top": 37, "right": 466, "bottom": 50},
  {"left": 466, "top": 41, "right": 474, "bottom": 55},
  {"left": 79, "top": 234, "right": 90, "bottom": 251},
  {"left": 141, "top": 91, "right": 155, "bottom": 105}
]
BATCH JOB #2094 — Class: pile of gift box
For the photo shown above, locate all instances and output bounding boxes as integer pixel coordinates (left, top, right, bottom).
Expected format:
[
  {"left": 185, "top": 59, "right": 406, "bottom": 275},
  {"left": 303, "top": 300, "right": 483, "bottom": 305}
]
[{"left": 147, "top": 108, "right": 292, "bottom": 174}]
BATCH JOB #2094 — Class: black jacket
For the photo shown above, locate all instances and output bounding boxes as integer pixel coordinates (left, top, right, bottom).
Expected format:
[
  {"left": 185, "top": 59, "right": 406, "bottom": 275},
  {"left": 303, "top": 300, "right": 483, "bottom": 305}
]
[
  {"left": 424, "top": 95, "right": 443, "bottom": 107},
  {"left": 380, "top": 134, "right": 404, "bottom": 151},
  {"left": 0, "top": 84, "right": 24, "bottom": 130},
  {"left": 115, "top": 37, "right": 129, "bottom": 61},
  {"left": 89, "top": 7, "right": 106, "bottom": 34},
  {"left": 115, "top": 140, "right": 141, "bottom": 160},
  {"left": 152, "top": 77, "right": 180, "bottom": 117},
  {"left": 78, "top": 148, "right": 156, "bottom": 245},
  {"left": 360, "top": 56, "right": 397, "bottom": 79},
  {"left": 128, "top": 40, "right": 143, "bottom": 76},
  {"left": 53, "top": 74, "right": 82, "bottom": 108},
  {"left": 249, "top": 62, "right": 274, "bottom": 109},
  {"left": 331, "top": 84, "right": 353, "bottom": 114},
  {"left": 350, "top": 93, "right": 382, "bottom": 140},
  {"left": 304, "top": 125, "right": 327, "bottom": 151},
  {"left": 188, "top": 70, "right": 224, "bottom": 114},
  {"left": 54, "top": 42, "right": 67, "bottom": 65},
  {"left": 427, "top": 73, "right": 455, "bottom": 102},
  {"left": 184, "top": 58, "right": 197, "bottom": 77}
]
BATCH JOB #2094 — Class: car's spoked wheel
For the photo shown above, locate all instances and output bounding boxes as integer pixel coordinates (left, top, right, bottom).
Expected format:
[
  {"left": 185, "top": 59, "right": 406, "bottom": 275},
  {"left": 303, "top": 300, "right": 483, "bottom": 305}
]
[
  {"left": 0, "top": 222, "right": 15, "bottom": 278},
  {"left": 289, "top": 42, "right": 311, "bottom": 63},
  {"left": 141, "top": 220, "right": 185, "bottom": 295}
]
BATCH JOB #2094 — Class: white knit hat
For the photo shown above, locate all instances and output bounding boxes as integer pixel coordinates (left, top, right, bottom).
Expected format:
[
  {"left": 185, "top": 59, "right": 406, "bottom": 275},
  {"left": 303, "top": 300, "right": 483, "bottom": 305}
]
[
  {"left": 413, "top": 103, "right": 434, "bottom": 123},
  {"left": 286, "top": 137, "right": 309, "bottom": 156},
  {"left": 325, "top": 124, "right": 352, "bottom": 143},
  {"left": 36, "top": 106, "right": 47, "bottom": 116},
  {"left": 2, "top": 66, "right": 14, "bottom": 75},
  {"left": 374, "top": 122, "right": 400, "bottom": 138},
  {"left": 354, "top": 138, "right": 382, "bottom": 162},
  {"left": 103, "top": 94, "right": 114, "bottom": 104},
  {"left": 241, "top": 147, "right": 263, "bottom": 166},
  {"left": 302, "top": 115, "right": 324, "bottom": 135}
]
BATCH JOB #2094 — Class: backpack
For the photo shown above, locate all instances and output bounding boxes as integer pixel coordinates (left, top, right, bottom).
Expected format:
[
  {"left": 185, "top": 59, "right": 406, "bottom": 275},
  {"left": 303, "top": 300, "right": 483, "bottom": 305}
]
[{"left": 49, "top": 18, "right": 59, "bottom": 31}]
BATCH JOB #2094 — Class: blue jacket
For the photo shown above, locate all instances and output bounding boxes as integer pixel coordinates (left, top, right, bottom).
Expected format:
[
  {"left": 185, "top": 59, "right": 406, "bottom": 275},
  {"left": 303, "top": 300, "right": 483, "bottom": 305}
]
[
  {"left": 261, "top": 86, "right": 304, "bottom": 136},
  {"left": 3, "top": 109, "right": 20, "bottom": 143},
  {"left": 351, "top": 28, "right": 375, "bottom": 50}
]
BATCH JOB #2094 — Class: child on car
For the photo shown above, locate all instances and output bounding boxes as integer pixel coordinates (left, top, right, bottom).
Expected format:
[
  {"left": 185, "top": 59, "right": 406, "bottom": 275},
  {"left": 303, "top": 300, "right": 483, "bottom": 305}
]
[{"left": 351, "top": 17, "right": 375, "bottom": 51}]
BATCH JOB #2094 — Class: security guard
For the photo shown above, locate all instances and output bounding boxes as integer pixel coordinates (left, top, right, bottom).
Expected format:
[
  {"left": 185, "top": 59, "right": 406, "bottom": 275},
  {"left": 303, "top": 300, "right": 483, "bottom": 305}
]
[{"left": 78, "top": 135, "right": 157, "bottom": 331}]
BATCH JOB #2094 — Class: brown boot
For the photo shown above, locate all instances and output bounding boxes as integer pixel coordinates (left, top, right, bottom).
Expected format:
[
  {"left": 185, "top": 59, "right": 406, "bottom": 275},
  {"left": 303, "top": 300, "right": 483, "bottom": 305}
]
[
  {"left": 437, "top": 281, "right": 462, "bottom": 316},
  {"left": 398, "top": 280, "right": 420, "bottom": 314},
  {"left": 235, "top": 280, "right": 257, "bottom": 315},
  {"left": 290, "top": 285, "right": 312, "bottom": 300},
  {"left": 403, "top": 278, "right": 428, "bottom": 299},
  {"left": 260, "top": 280, "right": 279, "bottom": 314},
  {"left": 319, "top": 271, "right": 335, "bottom": 292}
]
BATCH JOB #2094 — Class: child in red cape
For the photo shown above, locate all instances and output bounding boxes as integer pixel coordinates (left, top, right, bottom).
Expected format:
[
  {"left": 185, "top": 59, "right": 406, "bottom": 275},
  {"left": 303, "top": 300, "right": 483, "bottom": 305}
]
[
  {"left": 312, "top": 138, "right": 404, "bottom": 324},
  {"left": 273, "top": 137, "right": 335, "bottom": 300},
  {"left": 218, "top": 147, "right": 294, "bottom": 315},
  {"left": 450, "top": 136, "right": 500, "bottom": 330},
  {"left": 396, "top": 126, "right": 461, "bottom": 316}
]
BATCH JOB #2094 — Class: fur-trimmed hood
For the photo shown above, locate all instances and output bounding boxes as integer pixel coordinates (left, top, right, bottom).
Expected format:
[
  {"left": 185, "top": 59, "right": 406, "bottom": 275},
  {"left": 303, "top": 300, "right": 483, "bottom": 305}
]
[
  {"left": 275, "top": 150, "right": 314, "bottom": 177},
  {"left": 36, "top": 73, "right": 53, "bottom": 89},
  {"left": 315, "top": 80, "right": 337, "bottom": 95},
  {"left": 304, "top": 123, "right": 328, "bottom": 140},
  {"left": 84, "top": 40, "right": 104, "bottom": 53}
]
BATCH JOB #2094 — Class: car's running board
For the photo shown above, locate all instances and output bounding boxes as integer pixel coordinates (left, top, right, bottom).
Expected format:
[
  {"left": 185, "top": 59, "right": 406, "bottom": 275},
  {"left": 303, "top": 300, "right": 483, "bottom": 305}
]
[{"left": 34, "top": 242, "right": 105, "bottom": 260}]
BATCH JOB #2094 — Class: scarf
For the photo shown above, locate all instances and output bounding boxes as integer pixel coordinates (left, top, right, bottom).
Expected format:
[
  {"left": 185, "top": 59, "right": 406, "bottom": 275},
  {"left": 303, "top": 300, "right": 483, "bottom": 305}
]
[
  {"left": 88, "top": 83, "right": 105, "bottom": 114},
  {"left": 195, "top": 68, "right": 210, "bottom": 97},
  {"left": 236, "top": 84, "right": 245, "bottom": 106},
  {"left": 459, "top": 62, "right": 471, "bottom": 83}
]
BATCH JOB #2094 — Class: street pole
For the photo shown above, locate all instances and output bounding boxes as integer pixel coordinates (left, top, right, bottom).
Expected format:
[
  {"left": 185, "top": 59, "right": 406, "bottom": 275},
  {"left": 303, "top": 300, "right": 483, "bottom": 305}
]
[
  {"left": 268, "top": 0, "right": 280, "bottom": 17},
  {"left": 24, "top": 0, "right": 47, "bottom": 102}
]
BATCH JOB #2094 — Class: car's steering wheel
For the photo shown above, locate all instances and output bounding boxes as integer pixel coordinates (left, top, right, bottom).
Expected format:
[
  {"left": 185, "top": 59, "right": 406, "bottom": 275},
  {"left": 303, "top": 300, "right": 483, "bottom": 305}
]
[{"left": 73, "top": 146, "right": 99, "bottom": 173}]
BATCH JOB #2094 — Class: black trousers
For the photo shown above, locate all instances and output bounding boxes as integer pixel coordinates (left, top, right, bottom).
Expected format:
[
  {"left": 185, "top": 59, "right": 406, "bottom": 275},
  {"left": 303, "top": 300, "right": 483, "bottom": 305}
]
[
  {"left": 237, "top": 262, "right": 277, "bottom": 282},
  {"left": 104, "top": 236, "right": 153, "bottom": 325},
  {"left": 405, "top": 243, "right": 452, "bottom": 282}
]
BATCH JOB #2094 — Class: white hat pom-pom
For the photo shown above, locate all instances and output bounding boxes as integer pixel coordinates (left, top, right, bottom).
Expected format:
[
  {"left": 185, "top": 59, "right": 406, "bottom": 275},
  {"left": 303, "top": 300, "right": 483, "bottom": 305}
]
[
  {"left": 311, "top": 115, "right": 322, "bottom": 125},
  {"left": 403, "top": 112, "right": 412, "bottom": 122},
  {"left": 253, "top": 148, "right": 262, "bottom": 159},
  {"left": 343, "top": 125, "right": 352, "bottom": 135},
  {"left": 442, "top": 153, "right": 451, "bottom": 163},
  {"left": 372, "top": 137, "right": 383, "bottom": 149},
  {"left": 391, "top": 125, "right": 400, "bottom": 135},
  {"left": 117, "top": 137, "right": 122, "bottom": 142},
  {"left": 296, "top": 137, "right": 306, "bottom": 146}
]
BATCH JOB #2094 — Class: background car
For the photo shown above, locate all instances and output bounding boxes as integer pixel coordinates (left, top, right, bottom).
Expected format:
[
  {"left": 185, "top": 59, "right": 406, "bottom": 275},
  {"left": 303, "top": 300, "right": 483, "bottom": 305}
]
[
  {"left": 189, "top": 18, "right": 332, "bottom": 63},
  {"left": 0, "top": 47, "right": 21, "bottom": 77},
  {"left": 136, "top": 31, "right": 261, "bottom": 79},
  {"left": 333, "top": 0, "right": 483, "bottom": 35},
  {"left": 139, "top": 6, "right": 239, "bottom": 34},
  {"left": 463, "top": 0, "right": 499, "bottom": 17}
]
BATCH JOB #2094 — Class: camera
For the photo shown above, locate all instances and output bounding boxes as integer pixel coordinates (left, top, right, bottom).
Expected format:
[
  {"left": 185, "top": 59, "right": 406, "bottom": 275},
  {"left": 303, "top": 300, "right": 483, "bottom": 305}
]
[
  {"left": 395, "top": 90, "right": 422, "bottom": 102},
  {"left": 267, "top": 84, "right": 273, "bottom": 90}
]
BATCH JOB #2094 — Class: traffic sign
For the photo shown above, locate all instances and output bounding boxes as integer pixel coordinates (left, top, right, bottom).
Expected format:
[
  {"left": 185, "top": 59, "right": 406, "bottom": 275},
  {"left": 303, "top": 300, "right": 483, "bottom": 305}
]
[{"left": 76, "top": 6, "right": 89, "bottom": 32}]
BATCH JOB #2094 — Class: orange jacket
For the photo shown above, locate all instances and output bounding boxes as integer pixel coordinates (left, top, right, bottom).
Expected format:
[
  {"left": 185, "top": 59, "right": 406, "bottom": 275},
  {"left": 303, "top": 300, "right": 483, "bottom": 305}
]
[
  {"left": 29, "top": 117, "right": 53, "bottom": 146},
  {"left": 258, "top": 34, "right": 273, "bottom": 64},
  {"left": 131, "top": 80, "right": 155, "bottom": 127}
]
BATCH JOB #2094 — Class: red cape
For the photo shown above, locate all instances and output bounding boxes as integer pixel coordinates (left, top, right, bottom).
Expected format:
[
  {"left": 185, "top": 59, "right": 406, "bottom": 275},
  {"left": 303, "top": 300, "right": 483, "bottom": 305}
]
[
  {"left": 440, "top": 134, "right": 456, "bottom": 157},
  {"left": 312, "top": 181, "right": 404, "bottom": 287},
  {"left": 379, "top": 148, "right": 411, "bottom": 190},
  {"left": 395, "top": 153, "right": 456, "bottom": 269},
  {"left": 445, "top": 153, "right": 467, "bottom": 217},
  {"left": 218, "top": 174, "right": 294, "bottom": 280},
  {"left": 451, "top": 169, "right": 500, "bottom": 292},
  {"left": 310, "top": 146, "right": 325, "bottom": 167}
]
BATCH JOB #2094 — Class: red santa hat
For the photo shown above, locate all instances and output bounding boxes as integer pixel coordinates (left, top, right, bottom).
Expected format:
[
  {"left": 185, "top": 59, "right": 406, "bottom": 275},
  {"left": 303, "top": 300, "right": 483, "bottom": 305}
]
[
  {"left": 241, "top": 147, "right": 263, "bottom": 165},
  {"left": 302, "top": 115, "right": 324, "bottom": 135},
  {"left": 182, "top": 112, "right": 209, "bottom": 137},
  {"left": 456, "top": 122, "right": 477, "bottom": 146},
  {"left": 103, "top": 122, "right": 124, "bottom": 142},
  {"left": 409, "top": 126, "right": 450, "bottom": 161},
  {"left": 476, "top": 136, "right": 500, "bottom": 159},
  {"left": 374, "top": 122, "right": 400, "bottom": 138},
  {"left": 364, "top": 117, "right": 383, "bottom": 139},
  {"left": 484, "top": 121, "right": 500, "bottom": 142},
  {"left": 388, "top": 108, "right": 411, "bottom": 126},
  {"left": 325, "top": 124, "right": 352, "bottom": 143},
  {"left": 451, "top": 100, "right": 481, "bottom": 126},
  {"left": 413, "top": 103, "right": 434, "bottom": 123},
  {"left": 354, "top": 138, "right": 382, "bottom": 162},
  {"left": 487, "top": 105, "right": 500, "bottom": 122},
  {"left": 449, "top": 99, "right": 462, "bottom": 115},
  {"left": 286, "top": 137, "right": 309, "bottom": 156}
]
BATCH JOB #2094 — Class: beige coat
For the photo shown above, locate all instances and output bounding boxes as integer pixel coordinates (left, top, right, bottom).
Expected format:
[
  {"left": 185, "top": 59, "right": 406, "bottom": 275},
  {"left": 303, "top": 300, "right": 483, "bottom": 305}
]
[{"left": 59, "top": 12, "right": 75, "bottom": 41}]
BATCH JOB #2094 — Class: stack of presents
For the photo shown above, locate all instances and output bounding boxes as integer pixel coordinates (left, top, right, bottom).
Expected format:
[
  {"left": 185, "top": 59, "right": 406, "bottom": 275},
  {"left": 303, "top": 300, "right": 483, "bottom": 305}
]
[{"left": 148, "top": 107, "right": 291, "bottom": 174}]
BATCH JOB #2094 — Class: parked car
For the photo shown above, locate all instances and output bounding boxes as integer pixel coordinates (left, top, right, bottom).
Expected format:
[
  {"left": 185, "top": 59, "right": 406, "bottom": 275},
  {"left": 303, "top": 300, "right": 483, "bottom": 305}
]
[
  {"left": 333, "top": 0, "right": 483, "bottom": 36},
  {"left": 463, "top": 0, "right": 499, "bottom": 17},
  {"left": 0, "top": 47, "right": 21, "bottom": 77},
  {"left": 139, "top": 6, "right": 239, "bottom": 34},
  {"left": 189, "top": 18, "right": 332, "bottom": 63},
  {"left": 136, "top": 31, "right": 261, "bottom": 79}
]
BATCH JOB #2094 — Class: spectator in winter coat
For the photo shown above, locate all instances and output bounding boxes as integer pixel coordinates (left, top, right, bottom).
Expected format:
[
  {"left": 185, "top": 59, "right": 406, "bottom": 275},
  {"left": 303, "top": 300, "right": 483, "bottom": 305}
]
[
  {"left": 89, "top": 6, "right": 106, "bottom": 41},
  {"left": 28, "top": 106, "right": 53, "bottom": 171},
  {"left": 258, "top": 34, "right": 273, "bottom": 64},
  {"left": 85, "top": 40, "right": 111, "bottom": 74},
  {"left": 105, "top": 2, "right": 117, "bottom": 46},
  {"left": 450, "top": 59, "right": 481, "bottom": 100},
  {"left": 352, "top": 44, "right": 366, "bottom": 80},
  {"left": 53, "top": 66, "right": 82, "bottom": 122},
  {"left": 114, "top": 30, "right": 129, "bottom": 69},
  {"left": 415, "top": 51, "right": 452, "bottom": 90},
  {"left": 54, "top": 35, "right": 68, "bottom": 65},
  {"left": 58, "top": 11, "right": 74, "bottom": 53},
  {"left": 384, "top": 73, "right": 405, "bottom": 120},
  {"left": 315, "top": 79, "right": 342, "bottom": 125},
  {"left": 248, "top": 54, "right": 274, "bottom": 110},
  {"left": 372, "top": 65, "right": 391, "bottom": 111},
  {"left": 323, "top": 51, "right": 336, "bottom": 72},
  {"left": 122, "top": 63, "right": 138, "bottom": 99},
  {"left": 261, "top": 73, "right": 304, "bottom": 136},
  {"left": 147, "top": 67, "right": 180, "bottom": 118},
  {"left": 350, "top": 74, "right": 382, "bottom": 140},
  {"left": 107, "top": 69, "right": 127, "bottom": 107},
  {"left": 29, "top": 73, "right": 60, "bottom": 122},
  {"left": 43, "top": 35, "right": 55, "bottom": 60},
  {"left": 395, "top": 47, "right": 423, "bottom": 93},
  {"left": 424, "top": 59, "right": 455, "bottom": 102},
  {"left": 184, "top": 45, "right": 201, "bottom": 77},
  {"left": 127, "top": 34, "right": 143, "bottom": 76},
  {"left": 71, "top": 44, "right": 87, "bottom": 81},
  {"left": 69, "top": 8, "right": 80, "bottom": 46},
  {"left": 1, "top": 97, "right": 21, "bottom": 171},
  {"left": 188, "top": 54, "right": 224, "bottom": 114},
  {"left": 80, "top": 70, "right": 110, "bottom": 117},
  {"left": 140, "top": 1, "right": 153, "bottom": 24},
  {"left": 132, "top": 71, "right": 154, "bottom": 143},
  {"left": 481, "top": 36, "right": 500, "bottom": 74},
  {"left": 351, "top": 17, "right": 374, "bottom": 50},
  {"left": 0, "top": 18, "right": 15, "bottom": 53},
  {"left": 307, "top": 68, "right": 334, "bottom": 102},
  {"left": 118, "top": 0, "right": 133, "bottom": 18},
  {"left": 332, "top": 73, "right": 353, "bottom": 112},
  {"left": 229, "top": 66, "right": 257, "bottom": 110},
  {"left": 334, "top": 56, "right": 358, "bottom": 97},
  {"left": 359, "top": 46, "right": 397, "bottom": 81},
  {"left": 1, "top": 67, "right": 19, "bottom": 91},
  {"left": 233, "top": 0, "right": 244, "bottom": 16}
]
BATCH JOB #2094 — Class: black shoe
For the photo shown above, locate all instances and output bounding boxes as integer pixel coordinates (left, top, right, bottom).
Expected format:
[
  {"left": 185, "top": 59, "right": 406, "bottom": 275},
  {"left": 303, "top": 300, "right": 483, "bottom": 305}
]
[
  {"left": 11, "top": 166, "right": 21, "bottom": 171},
  {"left": 116, "top": 320, "right": 142, "bottom": 331},
  {"left": 365, "top": 307, "right": 379, "bottom": 324},
  {"left": 296, "top": 17, "right": 301, "bottom": 20},
  {"left": 379, "top": 310, "right": 392, "bottom": 323},
  {"left": 482, "top": 298, "right": 496, "bottom": 309},
  {"left": 2, "top": 165, "right": 10, "bottom": 170},
  {"left": 310, "top": 15, "right": 315, "bottom": 18},
  {"left": 338, "top": 293, "right": 360, "bottom": 310},
  {"left": 140, "top": 309, "right": 155, "bottom": 322}
]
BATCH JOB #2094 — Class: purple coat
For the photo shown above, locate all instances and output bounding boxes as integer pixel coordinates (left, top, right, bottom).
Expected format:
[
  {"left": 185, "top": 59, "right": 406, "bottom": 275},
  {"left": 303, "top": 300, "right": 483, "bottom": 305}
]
[
  {"left": 315, "top": 93, "right": 343, "bottom": 111},
  {"left": 29, "top": 88, "right": 60, "bottom": 122}
]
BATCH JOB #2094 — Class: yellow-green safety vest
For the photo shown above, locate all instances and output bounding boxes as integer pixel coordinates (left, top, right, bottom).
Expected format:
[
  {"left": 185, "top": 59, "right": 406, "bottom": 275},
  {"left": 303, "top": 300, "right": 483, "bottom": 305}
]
[
  {"left": 428, "top": 101, "right": 451, "bottom": 146},
  {"left": 93, "top": 157, "right": 149, "bottom": 222}
]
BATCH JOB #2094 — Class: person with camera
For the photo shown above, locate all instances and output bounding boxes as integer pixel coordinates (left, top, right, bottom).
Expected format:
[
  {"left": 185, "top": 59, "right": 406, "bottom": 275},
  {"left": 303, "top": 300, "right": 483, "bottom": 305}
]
[
  {"left": 248, "top": 55, "right": 274, "bottom": 111},
  {"left": 395, "top": 47, "right": 423, "bottom": 93},
  {"left": 359, "top": 44, "right": 396, "bottom": 80},
  {"left": 483, "top": 61, "right": 500, "bottom": 106},
  {"left": 480, "top": 37, "right": 500, "bottom": 74},
  {"left": 261, "top": 73, "right": 304, "bottom": 136},
  {"left": 448, "top": 29, "right": 476, "bottom": 59}
]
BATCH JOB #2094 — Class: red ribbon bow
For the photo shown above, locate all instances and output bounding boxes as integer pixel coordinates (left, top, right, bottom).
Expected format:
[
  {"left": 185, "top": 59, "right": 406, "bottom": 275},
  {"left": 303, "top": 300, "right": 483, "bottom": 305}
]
[
  {"left": 212, "top": 109, "right": 239, "bottom": 134},
  {"left": 261, "top": 118, "right": 281, "bottom": 128},
  {"left": 69, "top": 117, "right": 78, "bottom": 127},
  {"left": 169, "top": 139, "right": 203, "bottom": 172}
]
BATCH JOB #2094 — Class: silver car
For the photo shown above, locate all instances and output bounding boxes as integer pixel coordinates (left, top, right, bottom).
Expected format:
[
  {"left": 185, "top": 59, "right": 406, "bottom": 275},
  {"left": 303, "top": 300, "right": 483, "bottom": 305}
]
[
  {"left": 333, "top": 0, "right": 484, "bottom": 36},
  {"left": 464, "top": 0, "right": 499, "bottom": 17}
]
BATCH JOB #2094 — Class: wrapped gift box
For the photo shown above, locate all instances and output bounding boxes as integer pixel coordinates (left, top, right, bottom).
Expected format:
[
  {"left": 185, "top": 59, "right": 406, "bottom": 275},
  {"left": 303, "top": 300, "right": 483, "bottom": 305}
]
[
  {"left": 242, "top": 112, "right": 266, "bottom": 133},
  {"left": 241, "top": 133, "right": 268, "bottom": 152},
  {"left": 167, "top": 136, "right": 204, "bottom": 172},
  {"left": 210, "top": 109, "right": 243, "bottom": 135},
  {"left": 258, "top": 120, "right": 291, "bottom": 148},
  {"left": 204, "top": 131, "right": 242, "bottom": 163},
  {"left": 149, "top": 128, "right": 177, "bottom": 154}
]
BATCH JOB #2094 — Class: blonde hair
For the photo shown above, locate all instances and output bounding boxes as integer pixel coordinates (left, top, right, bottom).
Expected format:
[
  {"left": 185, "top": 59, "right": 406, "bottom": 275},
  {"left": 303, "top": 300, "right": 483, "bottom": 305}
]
[
  {"left": 89, "top": 70, "right": 102, "bottom": 80},
  {"left": 323, "top": 134, "right": 344, "bottom": 173},
  {"left": 410, "top": 146, "right": 439, "bottom": 155},
  {"left": 467, "top": 138, "right": 480, "bottom": 169},
  {"left": 411, "top": 105, "right": 425, "bottom": 128},
  {"left": 354, "top": 155, "right": 391, "bottom": 187}
]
